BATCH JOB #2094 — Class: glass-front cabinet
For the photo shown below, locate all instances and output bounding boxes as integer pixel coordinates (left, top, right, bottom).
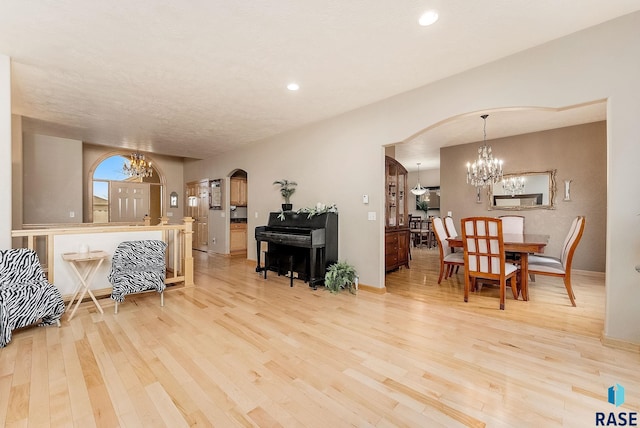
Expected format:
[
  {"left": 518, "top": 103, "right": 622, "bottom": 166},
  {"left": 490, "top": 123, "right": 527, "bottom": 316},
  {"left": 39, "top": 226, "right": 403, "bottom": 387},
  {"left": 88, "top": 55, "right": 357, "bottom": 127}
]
[{"left": 385, "top": 156, "right": 410, "bottom": 272}]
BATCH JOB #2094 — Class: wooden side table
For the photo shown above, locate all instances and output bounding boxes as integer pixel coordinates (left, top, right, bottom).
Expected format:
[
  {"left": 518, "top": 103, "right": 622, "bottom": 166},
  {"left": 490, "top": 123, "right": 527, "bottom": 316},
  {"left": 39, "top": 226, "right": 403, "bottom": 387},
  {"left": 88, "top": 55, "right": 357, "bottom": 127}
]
[{"left": 62, "top": 250, "right": 110, "bottom": 320}]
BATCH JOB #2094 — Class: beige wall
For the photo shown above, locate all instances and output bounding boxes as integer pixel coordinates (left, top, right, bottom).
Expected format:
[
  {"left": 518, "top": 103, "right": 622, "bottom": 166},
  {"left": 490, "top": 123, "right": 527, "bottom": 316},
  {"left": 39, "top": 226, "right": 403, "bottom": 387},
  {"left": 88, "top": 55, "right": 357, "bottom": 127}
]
[
  {"left": 23, "top": 133, "right": 84, "bottom": 224},
  {"left": 440, "top": 121, "right": 606, "bottom": 272},
  {"left": 0, "top": 54, "right": 11, "bottom": 248},
  {"left": 186, "top": 12, "right": 640, "bottom": 343}
]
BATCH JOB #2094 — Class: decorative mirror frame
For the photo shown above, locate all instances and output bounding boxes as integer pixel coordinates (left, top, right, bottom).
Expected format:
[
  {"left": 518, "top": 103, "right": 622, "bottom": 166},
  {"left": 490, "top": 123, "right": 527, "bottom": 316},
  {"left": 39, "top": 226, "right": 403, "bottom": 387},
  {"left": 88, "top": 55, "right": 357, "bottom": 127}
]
[{"left": 488, "top": 169, "right": 557, "bottom": 211}]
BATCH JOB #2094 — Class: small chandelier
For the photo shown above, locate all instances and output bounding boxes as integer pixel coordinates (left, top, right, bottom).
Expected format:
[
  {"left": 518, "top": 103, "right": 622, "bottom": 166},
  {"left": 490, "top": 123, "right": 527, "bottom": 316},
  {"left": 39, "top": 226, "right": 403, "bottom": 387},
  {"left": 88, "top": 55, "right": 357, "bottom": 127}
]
[
  {"left": 503, "top": 176, "right": 525, "bottom": 196},
  {"left": 466, "top": 114, "right": 503, "bottom": 187},
  {"left": 410, "top": 162, "right": 427, "bottom": 196},
  {"left": 123, "top": 152, "right": 153, "bottom": 178}
]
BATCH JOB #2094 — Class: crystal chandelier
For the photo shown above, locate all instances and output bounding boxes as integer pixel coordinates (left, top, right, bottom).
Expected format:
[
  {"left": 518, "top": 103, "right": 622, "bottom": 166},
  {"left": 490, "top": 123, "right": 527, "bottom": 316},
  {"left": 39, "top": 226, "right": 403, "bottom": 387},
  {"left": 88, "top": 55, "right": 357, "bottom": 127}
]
[
  {"left": 502, "top": 176, "right": 525, "bottom": 196},
  {"left": 410, "top": 162, "right": 427, "bottom": 195},
  {"left": 466, "top": 114, "right": 503, "bottom": 187},
  {"left": 123, "top": 152, "right": 153, "bottom": 178}
]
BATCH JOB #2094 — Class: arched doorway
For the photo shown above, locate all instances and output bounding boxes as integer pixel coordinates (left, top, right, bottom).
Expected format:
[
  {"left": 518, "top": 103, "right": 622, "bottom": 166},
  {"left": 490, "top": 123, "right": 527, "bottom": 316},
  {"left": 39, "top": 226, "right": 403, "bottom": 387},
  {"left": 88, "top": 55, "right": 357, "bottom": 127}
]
[
  {"left": 90, "top": 153, "right": 164, "bottom": 223},
  {"left": 229, "top": 169, "right": 248, "bottom": 256}
]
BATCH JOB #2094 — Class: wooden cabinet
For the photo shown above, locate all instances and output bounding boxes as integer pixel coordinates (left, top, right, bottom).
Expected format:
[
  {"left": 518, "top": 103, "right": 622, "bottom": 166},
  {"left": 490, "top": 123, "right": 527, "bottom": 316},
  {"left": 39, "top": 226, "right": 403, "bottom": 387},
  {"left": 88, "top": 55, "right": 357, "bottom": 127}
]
[
  {"left": 385, "top": 156, "right": 410, "bottom": 272},
  {"left": 230, "top": 177, "right": 247, "bottom": 206},
  {"left": 230, "top": 222, "right": 247, "bottom": 253}
]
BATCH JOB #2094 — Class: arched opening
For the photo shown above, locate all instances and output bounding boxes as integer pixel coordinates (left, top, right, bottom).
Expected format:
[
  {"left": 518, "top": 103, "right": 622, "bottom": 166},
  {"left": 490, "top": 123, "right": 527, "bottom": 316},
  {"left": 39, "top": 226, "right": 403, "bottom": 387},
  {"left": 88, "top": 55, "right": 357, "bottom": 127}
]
[{"left": 90, "top": 153, "right": 164, "bottom": 223}]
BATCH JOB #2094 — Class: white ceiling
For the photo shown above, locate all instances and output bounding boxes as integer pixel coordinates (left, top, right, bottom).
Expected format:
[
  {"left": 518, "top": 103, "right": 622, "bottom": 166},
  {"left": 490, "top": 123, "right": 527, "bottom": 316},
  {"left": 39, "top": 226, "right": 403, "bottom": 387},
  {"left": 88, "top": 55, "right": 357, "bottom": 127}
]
[{"left": 0, "top": 1, "right": 635, "bottom": 164}]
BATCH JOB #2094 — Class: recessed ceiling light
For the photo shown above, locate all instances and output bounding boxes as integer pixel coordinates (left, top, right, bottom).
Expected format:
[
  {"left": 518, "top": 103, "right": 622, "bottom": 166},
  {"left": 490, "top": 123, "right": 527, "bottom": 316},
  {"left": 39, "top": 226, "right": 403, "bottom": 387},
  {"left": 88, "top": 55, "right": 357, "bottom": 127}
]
[
  {"left": 418, "top": 10, "right": 439, "bottom": 26},
  {"left": 287, "top": 83, "right": 300, "bottom": 91}
]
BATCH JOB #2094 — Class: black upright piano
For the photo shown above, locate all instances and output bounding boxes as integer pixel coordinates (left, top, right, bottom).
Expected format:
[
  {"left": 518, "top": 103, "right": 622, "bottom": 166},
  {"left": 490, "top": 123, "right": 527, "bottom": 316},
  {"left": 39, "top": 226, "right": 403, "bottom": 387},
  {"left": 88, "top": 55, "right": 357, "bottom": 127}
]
[{"left": 255, "top": 211, "right": 338, "bottom": 287}]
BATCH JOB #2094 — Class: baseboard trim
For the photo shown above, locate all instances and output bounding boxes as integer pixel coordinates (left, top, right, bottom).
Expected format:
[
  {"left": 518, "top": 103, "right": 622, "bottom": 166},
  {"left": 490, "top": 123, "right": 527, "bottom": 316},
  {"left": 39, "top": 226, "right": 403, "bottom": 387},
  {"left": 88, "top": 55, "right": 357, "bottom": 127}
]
[
  {"left": 358, "top": 283, "right": 386, "bottom": 294},
  {"left": 573, "top": 269, "right": 605, "bottom": 278},
  {"left": 601, "top": 334, "right": 640, "bottom": 353}
]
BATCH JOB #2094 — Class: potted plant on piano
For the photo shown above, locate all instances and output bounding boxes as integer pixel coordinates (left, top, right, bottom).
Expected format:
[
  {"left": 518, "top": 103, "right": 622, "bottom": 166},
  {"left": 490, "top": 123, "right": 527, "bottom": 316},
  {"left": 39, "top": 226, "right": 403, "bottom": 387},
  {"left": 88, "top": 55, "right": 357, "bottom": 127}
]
[
  {"left": 273, "top": 179, "right": 297, "bottom": 211},
  {"left": 324, "top": 261, "right": 358, "bottom": 294}
]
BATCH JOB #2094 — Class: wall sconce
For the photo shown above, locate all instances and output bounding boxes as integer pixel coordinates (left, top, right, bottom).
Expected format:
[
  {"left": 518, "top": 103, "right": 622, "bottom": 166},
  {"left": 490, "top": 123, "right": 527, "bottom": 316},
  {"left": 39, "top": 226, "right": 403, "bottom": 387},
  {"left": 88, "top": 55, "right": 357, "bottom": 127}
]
[
  {"left": 170, "top": 191, "right": 179, "bottom": 208},
  {"left": 563, "top": 180, "right": 572, "bottom": 201}
]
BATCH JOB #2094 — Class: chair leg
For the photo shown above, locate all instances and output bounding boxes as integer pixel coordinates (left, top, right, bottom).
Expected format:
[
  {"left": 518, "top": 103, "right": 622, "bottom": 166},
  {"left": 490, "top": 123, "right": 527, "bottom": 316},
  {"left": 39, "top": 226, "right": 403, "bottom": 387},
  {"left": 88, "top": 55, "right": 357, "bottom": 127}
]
[
  {"left": 564, "top": 276, "right": 576, "bottom": 307},
  {"left": 114, "top": 301, "right": 119, "bottom": 314},
  {"left": 499, "top": 279, "right": 506, "bottom": 310},
  {"left": 464, "top": 275, "right": 471, "bottom": 302},
  {"left": 510, "top": 276, "right": 518, "bottom": 300},
  {"left": 161, "top": 291, "right": 164, "bottom": 307},
  {"left": 437, "top": 262, "right": 445, "bottom": 284}
]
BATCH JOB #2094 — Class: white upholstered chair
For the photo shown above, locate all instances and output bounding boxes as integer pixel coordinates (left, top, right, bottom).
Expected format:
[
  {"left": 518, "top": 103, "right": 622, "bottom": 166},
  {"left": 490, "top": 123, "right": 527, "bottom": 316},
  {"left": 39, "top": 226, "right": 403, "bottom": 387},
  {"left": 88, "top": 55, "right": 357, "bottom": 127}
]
[
  {"left": 498, "top": 215, "right": 525, "bottom": 234},
  {"left": 432, "top": 217, "right": 464, "bottom": 284},
  {"left": 527, "top": 216, "right": 585, "bottom": 306}
]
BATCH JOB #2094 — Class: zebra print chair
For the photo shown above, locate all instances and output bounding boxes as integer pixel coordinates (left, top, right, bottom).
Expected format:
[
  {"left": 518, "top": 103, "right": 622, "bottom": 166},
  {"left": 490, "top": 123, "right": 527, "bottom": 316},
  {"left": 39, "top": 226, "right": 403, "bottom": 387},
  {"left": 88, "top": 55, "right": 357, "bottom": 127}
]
[
  {"left": 108, "top": 240, "right": 167, "bottom": 314},
  {"left": 0, "top": 248, "right": 65, "bottom": 347}
]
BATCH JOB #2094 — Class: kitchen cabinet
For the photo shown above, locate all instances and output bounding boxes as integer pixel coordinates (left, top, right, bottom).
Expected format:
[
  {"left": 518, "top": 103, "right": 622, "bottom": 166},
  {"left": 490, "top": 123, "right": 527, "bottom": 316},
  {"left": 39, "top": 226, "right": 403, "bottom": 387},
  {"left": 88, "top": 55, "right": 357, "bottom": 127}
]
[
  {"left": 230, "top": 177, "right": 247, "bottom": 206},
  {"left": 230, "top": 222, "right": 247, "bottom": 254}
]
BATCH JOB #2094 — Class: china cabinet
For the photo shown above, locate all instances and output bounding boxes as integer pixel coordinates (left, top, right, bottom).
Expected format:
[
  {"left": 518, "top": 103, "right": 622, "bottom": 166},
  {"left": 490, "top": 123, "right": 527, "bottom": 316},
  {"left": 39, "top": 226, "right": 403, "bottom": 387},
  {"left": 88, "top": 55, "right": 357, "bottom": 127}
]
[{"left": 385, "top": 156, "right": 410, "bottom": 272}]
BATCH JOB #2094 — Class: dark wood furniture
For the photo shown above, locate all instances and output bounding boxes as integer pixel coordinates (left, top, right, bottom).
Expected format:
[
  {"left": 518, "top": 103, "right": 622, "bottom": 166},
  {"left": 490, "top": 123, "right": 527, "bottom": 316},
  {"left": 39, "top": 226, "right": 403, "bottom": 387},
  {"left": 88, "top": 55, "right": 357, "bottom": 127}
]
[
  {"left": 448, "top": 232, "right": 549, "bottom": 301},
  {"left": 255, "top": 211, "right": 338, "bottom": 288},
  {"left": 385, "top": 156, "right": 410, "bottom": 272}
]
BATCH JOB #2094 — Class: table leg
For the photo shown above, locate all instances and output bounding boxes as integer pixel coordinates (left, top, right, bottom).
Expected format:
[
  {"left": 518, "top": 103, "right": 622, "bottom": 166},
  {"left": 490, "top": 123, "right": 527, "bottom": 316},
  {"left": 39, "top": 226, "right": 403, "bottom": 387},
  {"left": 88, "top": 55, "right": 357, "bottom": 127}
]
[
  {"left": 66, "top": 258, "right": 105, "bottom": 320},
  {"left": 520, "top": 252, "right": 529, "bottom": 301}
]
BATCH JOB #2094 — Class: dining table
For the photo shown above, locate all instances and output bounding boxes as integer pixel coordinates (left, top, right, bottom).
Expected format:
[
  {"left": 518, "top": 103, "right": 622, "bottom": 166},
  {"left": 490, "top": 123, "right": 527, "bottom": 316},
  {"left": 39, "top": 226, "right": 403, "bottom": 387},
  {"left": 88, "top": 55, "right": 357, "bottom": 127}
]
[{"left": 447, "top": 233, "right": 549, "bottom": 301}]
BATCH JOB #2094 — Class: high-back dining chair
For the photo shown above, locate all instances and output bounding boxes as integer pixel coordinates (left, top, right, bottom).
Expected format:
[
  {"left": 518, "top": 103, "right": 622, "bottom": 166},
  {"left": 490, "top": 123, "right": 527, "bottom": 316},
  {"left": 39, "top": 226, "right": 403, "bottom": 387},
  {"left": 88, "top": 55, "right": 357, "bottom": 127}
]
[
  {"left": 461, "top": 217, "right": 519, "bottom": 310},
  {"left": 498, "top": 215, "right": 525, "bottom": 235},
  {"left": 527, "top": 216, "right": 585, "bottom": 306},
  {"left": 444, "top": 216, "right": 458, "bottom": 238},
  {"left": 432, "top": 217, "right": 464, "bottom": 283}
]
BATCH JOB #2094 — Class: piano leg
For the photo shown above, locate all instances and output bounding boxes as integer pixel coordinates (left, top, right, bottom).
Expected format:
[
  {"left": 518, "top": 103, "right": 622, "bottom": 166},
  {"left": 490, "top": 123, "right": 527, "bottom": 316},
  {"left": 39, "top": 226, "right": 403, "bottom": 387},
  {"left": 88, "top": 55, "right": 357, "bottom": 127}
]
[{"left": 256, "top": 240, "right": 263, "bottom": 273}]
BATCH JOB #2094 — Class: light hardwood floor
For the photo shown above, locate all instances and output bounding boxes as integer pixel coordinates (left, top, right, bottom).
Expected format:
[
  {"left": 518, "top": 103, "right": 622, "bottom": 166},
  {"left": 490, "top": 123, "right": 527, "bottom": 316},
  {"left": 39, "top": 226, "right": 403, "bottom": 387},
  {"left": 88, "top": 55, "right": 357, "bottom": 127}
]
[{"left": 0, "top": 247, "right": 638, "bottom": 427}]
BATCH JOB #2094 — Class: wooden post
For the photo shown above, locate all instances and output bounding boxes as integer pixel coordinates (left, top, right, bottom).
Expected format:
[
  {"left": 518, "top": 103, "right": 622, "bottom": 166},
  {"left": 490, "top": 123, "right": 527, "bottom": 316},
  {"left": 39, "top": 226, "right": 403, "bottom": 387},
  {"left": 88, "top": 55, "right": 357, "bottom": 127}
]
[
  {"left": 143, "top": 215, "right": 151, "bottom": 226},
  {"left": 182, "top": 217, "right": 194, "bottom": 286}
]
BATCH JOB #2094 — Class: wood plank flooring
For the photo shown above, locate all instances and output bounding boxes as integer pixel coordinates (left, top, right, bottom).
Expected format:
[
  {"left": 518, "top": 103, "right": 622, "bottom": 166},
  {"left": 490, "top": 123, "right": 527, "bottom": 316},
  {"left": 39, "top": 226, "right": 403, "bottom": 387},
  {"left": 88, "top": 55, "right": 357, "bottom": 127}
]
[{"left": 0, "top": 247, "right": 638, "bottom": 427}]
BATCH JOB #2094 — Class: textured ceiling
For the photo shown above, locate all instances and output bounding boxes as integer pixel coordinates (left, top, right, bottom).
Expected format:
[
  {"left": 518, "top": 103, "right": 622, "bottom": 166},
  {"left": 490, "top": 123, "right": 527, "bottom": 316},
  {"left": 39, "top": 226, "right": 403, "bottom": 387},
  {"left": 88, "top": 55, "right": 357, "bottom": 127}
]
[{"left": 0, "top": 1, "right": 637, "bottom": 162}]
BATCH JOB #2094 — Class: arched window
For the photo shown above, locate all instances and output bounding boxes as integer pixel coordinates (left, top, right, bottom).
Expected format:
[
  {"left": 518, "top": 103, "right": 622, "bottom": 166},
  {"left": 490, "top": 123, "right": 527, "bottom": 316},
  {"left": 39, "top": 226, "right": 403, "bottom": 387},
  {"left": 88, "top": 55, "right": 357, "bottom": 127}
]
[{"left": 91, "top": 154, "right": 163, "bottom": 223}]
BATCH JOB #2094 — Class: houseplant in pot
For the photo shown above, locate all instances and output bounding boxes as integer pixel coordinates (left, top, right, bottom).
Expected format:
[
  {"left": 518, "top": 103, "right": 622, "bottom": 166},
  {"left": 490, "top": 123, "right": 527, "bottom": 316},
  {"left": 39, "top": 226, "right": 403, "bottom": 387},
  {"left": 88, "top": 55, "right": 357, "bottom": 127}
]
[
  {"left": 273, "top": 179, "right": 297, "bottom": 211},
  {"left": 324, "top": 261, "right": 358, "bottom": 294}
]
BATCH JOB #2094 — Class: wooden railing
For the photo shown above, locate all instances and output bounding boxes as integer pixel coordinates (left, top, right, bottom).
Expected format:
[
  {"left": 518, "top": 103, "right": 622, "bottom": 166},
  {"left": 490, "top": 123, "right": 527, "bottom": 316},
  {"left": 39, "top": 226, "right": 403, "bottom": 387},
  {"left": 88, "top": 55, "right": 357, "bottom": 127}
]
[{"left": 11, "top": 216, "right": 194, "bottom": 292}]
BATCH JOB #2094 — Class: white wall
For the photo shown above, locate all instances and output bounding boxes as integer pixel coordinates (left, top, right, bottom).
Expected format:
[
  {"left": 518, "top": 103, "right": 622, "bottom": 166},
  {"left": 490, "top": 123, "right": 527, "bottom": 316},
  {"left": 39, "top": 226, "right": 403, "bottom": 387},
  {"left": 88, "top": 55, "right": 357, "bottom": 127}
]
[
  {"left": 53, "top": 230, "right": 162, "bottom": 296},
  {"left": 0, "top": 54, "right": 11, "bottom": 248},
  {"left": 186, "top": 12, "right": 640, "bottom": 344}
]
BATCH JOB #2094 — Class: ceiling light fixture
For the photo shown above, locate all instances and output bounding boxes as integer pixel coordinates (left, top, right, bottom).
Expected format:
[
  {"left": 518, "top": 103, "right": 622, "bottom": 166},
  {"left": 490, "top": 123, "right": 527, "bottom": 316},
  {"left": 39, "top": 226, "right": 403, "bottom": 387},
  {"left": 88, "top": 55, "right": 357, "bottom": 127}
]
[
  {"left": 123, "top": 151, "right": 153, "bottom": 178},
  {"left": 418, "top": 10, "right": 439, "bottom": 26},
  {"left": 466, "top": 114, "right": 503, "bottom": 187},
  {"left": 287, "top": 82, "right": 300, "bottom": 91},
  {"left": 410, "top": 162, "right": 427, "bottom": 195}
]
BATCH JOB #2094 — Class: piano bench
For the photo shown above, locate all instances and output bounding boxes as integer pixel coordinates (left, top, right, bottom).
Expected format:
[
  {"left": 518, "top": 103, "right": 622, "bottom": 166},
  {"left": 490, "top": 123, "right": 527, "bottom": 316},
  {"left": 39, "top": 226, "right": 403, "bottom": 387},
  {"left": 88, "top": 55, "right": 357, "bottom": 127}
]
[{"left": 262, "top": 252, "right": 296, "bottom": 287}]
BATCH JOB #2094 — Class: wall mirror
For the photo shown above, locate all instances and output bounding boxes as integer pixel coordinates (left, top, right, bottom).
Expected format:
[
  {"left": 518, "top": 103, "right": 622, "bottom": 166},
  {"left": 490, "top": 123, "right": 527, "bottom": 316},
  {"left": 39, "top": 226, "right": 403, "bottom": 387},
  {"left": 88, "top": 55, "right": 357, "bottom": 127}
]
[{"left": 488, "top": 170, "right": 556, "bottom": 210}]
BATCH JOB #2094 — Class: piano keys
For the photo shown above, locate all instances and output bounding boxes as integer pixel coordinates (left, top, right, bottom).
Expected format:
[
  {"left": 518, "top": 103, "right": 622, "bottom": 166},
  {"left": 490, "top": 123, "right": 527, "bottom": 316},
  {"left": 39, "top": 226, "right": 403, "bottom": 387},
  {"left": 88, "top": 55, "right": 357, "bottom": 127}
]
[{"left": 255, "top": 211, "right": 338, "bottom": 288}]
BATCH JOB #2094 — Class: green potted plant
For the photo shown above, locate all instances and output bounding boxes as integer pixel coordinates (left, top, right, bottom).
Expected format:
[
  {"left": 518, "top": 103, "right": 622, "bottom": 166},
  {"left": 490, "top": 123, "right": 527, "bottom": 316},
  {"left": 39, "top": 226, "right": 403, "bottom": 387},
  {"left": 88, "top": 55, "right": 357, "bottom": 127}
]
[
  {"left": 273, "top": 179, "right": 297, "bottom": 211},
  {"left": 324, "top": 261, "right": 358, "bottom": 294},
  {"left": 417, "top": 200, "right": 429, "bottom": 217}
]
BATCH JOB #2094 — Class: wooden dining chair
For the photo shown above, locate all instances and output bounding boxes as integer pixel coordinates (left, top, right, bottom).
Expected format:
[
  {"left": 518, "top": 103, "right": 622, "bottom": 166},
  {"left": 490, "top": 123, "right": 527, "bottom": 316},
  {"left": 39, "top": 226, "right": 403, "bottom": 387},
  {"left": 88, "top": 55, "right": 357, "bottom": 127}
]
[
  {"left": 527, "top": 216, "right": 585, "bottom": 306},
  {"left": 432, "top": 217, "right": 464, "bottom": 283},
  {"left": 461, "top": 217, "right": 519, "bottom": 310}
]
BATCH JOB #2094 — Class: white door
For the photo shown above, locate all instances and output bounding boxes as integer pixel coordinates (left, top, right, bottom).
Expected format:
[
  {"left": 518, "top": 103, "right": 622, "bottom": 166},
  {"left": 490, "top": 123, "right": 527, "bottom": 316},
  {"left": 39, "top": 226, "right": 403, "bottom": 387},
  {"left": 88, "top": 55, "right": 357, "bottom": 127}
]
[{"left": 109, "top": 182, "right": 150, "bottom": 222}]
